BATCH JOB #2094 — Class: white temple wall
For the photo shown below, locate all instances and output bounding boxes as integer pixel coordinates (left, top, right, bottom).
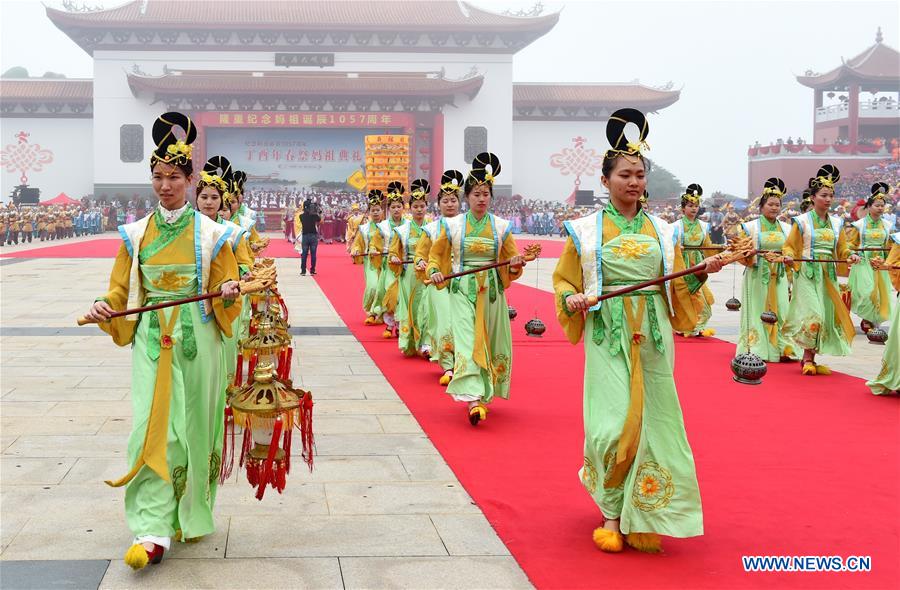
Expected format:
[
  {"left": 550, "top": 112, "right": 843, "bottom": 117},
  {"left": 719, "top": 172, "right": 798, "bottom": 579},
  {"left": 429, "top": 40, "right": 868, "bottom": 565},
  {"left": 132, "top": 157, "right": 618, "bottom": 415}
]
[
  {"left": 512, "top": 119, "right": 608, "bottom": 201},
  {"left": 0, "top": 117, "right": 93, "bottom": 203},
  {"left": 91, "top": 50, "right": 514, "bottom": 192}
]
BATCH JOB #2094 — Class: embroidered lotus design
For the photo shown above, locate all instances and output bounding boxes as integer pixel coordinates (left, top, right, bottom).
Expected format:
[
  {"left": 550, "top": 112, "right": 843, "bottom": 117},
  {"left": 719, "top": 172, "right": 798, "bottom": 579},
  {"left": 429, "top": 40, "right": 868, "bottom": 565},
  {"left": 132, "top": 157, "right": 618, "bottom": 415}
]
[{"left": 612, "top": 238, "right": 651, "bottom": 260}]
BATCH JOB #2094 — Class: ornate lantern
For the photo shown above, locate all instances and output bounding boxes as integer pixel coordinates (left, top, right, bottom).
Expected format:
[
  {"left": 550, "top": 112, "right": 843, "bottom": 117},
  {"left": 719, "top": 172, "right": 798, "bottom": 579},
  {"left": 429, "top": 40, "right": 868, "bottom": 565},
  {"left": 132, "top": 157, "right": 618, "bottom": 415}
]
[
  {"left": 731, "top": 352, "right": 767, "bottom": 385},
  {"left": 525, "top": 317, "right": 546, "bottom": 337},
  {"left": 221, "top": 259, "right": 314, "bottom": 500},
  {"left": 508, "top": 306, "right": 517, "bottom": 320},
  {"left": 867, "top": 328, "right": 888, "bottom": 345},
  {"left": 725, "top": 297, "right": 742, "bottom": 311},
  {"left": 760, "top": 311, "right": 777, "bottom": 325}
]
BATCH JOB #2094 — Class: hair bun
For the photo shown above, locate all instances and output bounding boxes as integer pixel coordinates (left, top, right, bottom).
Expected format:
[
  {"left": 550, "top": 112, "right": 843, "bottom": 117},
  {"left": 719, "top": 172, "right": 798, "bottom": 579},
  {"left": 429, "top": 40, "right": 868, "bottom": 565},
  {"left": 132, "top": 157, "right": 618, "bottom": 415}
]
[
  {"left": 764, "top": 177, "right": 786, "bottom": 194},
  {"left": 151, "top": 111, "right": 196, "bottom": 166},
  {"left": 471, "top": 152, "right": 501, "bottom": 178},
  {"left": 606, "top": 108, "right": 649, "bottom": 153},
  {"left": 440, "top": 169, "right": 464, "bottom": 192},
  {"left": 684, "top": 183, "right": 703, "bottom": 197},
  {"left": 203, "top": 156, "right": 233, "bottom": 184},
  {"left": 410, "top": 178, "right": 431, "bottom": 199},
  {"left": 871, "top": 182, "right": 890, "bottom": 197}
]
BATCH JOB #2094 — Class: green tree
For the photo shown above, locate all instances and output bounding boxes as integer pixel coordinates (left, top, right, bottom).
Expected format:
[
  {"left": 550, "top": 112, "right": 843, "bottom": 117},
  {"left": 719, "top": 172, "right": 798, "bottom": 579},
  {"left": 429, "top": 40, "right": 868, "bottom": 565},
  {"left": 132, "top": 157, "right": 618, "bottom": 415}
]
[
  {"left": 2, "top": 66, "right": 29, "bottom": 78},
  {"left": 645, "top": 158, "right": 684, "bottom": 200},
  {"left": 42, "top": 71, "right": 67, "bottom": 79}
]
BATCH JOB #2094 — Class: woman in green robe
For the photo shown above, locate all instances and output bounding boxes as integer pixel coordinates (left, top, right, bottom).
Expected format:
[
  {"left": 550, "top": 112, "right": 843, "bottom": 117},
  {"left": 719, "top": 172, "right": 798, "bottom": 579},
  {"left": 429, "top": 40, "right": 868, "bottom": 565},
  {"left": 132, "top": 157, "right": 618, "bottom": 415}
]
[
  {"left": 378, "top": 183, "right": 407, "bottom": 338},
  {"left": 847, "top": 182, "right": 895, "bottom": 332},
  {"left": 781, "top": 165, "right": 861, "bottom": 376},
  {"left": 866, "top": 232, "right": 900, "bottom": 395},
  {"left": 734, "top": 178, "right": 796, "bottom": 362},
  {"left": 85, "top": 113, "right": 241, "bottom": 570},
  {"left": 415, "top": 170, "right": 463, "bottom": 385},
  {"left": 428, "top": 154, "right": 524, "bottom": 425},
  {"left": 389, "top": 179, "right": 430, "bottom": 356},
  {"left": 669, "top": 183, "right": 716, "bottom": 337},
  {"left": 350, "top": 190, "right": 386, "bottom": 325},
  {"left": 553, "top": 109, "right": 724, "bottom": 554},
  {"left": 195, "top": 156, "right": 255, "bottom": 388}
]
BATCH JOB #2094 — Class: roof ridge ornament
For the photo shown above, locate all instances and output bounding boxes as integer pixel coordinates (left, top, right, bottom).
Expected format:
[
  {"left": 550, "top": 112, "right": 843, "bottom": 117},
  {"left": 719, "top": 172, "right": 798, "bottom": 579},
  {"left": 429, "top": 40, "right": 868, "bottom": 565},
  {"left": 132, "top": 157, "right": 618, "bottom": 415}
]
[
  {"left": 876, "top": 26, "right": 883, "bottom": 44},
  {"left": 503, "top": 2, "right": 545, "bottom": 17},
  {"left": 61, "top": 0, "right": 103, "bottom": 12}
]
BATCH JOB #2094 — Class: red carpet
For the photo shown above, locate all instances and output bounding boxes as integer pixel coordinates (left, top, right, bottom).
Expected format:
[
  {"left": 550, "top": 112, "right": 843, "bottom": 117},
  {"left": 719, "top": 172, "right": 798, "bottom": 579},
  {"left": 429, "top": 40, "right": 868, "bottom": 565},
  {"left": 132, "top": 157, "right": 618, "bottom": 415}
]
[
  {"left": 0, "top": 235, "right": 563, "bottom": 259},
  {"left": 311, "top": 243, "right": 899, "bottom": 590}
]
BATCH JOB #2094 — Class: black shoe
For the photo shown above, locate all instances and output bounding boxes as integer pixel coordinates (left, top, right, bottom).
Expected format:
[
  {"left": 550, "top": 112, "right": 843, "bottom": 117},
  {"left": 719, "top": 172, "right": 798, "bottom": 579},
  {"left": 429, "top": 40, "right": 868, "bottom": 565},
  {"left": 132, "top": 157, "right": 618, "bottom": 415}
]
[
  {"left": 310, "top": 270, "right": 316, "bottom": 275},
  {"left": 300, "top": 271, "right": 307, "bottom": 276}
]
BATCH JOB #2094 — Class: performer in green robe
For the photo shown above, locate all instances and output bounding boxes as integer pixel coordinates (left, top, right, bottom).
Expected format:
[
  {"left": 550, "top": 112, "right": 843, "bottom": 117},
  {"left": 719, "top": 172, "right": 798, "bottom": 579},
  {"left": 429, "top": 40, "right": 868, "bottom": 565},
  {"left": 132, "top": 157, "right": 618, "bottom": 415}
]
[
  {"left": 350, "top": 190, "right": 386, "bottom": 324},
  {"left": 553, "top": 109, "right": 725, "bottom": 554},
  {"left": 196, "top": 156, "right": 255, "bottom": 387},
  {"left": 428, "top": 154, "right": 524, "bottom": 425},
  {"left": 781, "top": 165, "right": 861, "bottom": 376},
  {"left": 84, "top": 113, "right": 242, "bottom": 570},
  {"left": 415, "top": 170, "right": 463, "bottom": 385},
  {"left": 378, "top": 182, "right": 406, "bottom": 338},
  {"left": 866, "top": 231, "right": 900, "bottom": 395},
  {"left": 847, "top": 182, "right": 895, "bottom": 332},
  {"left": 669, "top": 183, "right": 716, "bottom": 337},
  {"left": 734, "top": 178, "right": 796, "bottom": 362},
  {"left": 389, "top": 179, "right": 430, "bottom": 356}
]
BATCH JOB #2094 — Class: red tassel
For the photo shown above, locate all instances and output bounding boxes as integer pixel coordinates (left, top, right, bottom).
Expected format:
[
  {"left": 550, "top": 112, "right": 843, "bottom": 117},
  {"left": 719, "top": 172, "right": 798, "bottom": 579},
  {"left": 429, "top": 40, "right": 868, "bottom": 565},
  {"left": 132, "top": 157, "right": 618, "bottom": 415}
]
[
  {"left": 282, "top": 347, "right": 294, "bottom": 381},
  {"left": 234, "top": 351, "right": 243, "bottom": 386},
  {"left": 246, "top": 457, "right": 259, "bottom": 487},
  {"left": 239, "top": 424, "right": 253, "bottom": 468},
  {"left": 282, "top": 425, "right": 293, "bottom": 474},
  {"left": 219, "top": 406, "right": 235, "bottom": 484},
  {"left": 279, "top": 295, "right": 289, "bottom": 322},
  {"left": 274, "top": 460, "right": 286, "bottom": 492},
  {"left": 299, "top": 394, "right": 315, "bottom": 471},
  {"left": 255, "top": 416, "right": 284, "bottom": 501},
  {"left": 248, "top": 352, "right": 258, "bottom": 378}
]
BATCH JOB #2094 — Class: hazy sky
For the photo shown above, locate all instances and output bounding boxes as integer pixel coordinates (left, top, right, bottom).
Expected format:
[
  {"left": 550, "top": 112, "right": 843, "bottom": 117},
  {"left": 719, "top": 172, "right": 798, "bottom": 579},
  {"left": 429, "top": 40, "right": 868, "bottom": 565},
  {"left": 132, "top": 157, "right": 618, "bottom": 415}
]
[{"left": 2, "top": 0, "right": 897, "bottom": 195}]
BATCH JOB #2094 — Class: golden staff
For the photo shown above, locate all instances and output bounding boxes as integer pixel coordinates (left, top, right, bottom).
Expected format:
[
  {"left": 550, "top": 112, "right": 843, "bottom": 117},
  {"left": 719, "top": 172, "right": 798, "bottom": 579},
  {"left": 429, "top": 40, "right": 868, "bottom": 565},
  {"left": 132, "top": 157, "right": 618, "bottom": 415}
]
[{"left": 429, "top": 244, "right": 541, "bottom": 283}]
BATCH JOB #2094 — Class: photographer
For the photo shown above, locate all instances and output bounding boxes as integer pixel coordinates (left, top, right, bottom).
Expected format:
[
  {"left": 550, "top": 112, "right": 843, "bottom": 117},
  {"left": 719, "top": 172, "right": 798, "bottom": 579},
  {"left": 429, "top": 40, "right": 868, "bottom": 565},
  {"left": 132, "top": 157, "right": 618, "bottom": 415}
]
[{"left": 299, "top": 199, "right": 321, "bottom": 276}]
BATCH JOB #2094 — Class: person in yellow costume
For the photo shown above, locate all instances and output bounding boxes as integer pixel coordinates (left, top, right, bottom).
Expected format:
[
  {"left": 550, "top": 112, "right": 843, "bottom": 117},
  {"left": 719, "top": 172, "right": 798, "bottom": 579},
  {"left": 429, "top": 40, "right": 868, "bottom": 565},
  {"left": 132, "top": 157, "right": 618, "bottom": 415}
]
[
  {"left": 669, "top": 184, "right": 716, "bottom": 337},
  {"left": 428, "top": 153, "right": 524, "bottom": 426},
  {"left": 84, "top": 112, "right": 242, "bottom": 571},
  {"left": 866, "top": 231, "right": 900, "bottom": 394},
  {"left": 846, "top": 182, "right": 895, "bottom": 332},
  {"left": 415, "top": 170, "right": 463, "bottom": 385},
  {"left": 781, "top": 165, "right": 861, "bottom": 376},
  {"left": 350, "top": 190, "right": 387, "bottom": 324},
  {"left": 196, "top": 155, "right": 255, "bottom": 388},
  {"left": 378, "top": 182, "right": 407, "bottom": 338},
  {"left": 552, "top": 108, "right": 724, "bottom": 554},
  {"left": 345, "top": 202, "right": 365, "bottom": 253},
  {"left": 388, "top": 178, "right": 431, "bottom": 357}
]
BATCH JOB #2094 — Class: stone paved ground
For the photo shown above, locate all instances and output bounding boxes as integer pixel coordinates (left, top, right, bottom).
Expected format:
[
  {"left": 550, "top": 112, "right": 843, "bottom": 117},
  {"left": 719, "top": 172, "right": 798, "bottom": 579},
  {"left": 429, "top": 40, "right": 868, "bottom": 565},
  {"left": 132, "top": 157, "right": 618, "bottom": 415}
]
[
  {"left": 0, "top": 233, "right": 884, "bottom": 589},
  {"left": 0, "top": 238, "right": 532, "bottom": 589}
]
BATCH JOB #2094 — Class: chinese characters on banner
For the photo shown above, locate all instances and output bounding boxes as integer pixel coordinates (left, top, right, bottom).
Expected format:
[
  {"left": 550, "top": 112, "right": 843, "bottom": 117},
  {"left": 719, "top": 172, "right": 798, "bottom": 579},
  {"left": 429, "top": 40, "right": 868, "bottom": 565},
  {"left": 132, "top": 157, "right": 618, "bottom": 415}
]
[
  {"left": 216, "top": 112, "right": 405, "bottom": 127},
  {"left": 246, "top": 146, "right": 363, "bottom": 163}
]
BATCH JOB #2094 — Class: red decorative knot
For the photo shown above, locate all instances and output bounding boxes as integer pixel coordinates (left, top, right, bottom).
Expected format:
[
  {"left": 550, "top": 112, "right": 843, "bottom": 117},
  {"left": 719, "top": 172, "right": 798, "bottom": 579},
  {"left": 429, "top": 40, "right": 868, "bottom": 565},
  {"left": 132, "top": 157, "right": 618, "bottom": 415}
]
[
  {"left": 632, "top": 332, "right": 645, "bottom": 345},
  {"left": 161, "top": 334, "right": 175, "bottom": 349}
]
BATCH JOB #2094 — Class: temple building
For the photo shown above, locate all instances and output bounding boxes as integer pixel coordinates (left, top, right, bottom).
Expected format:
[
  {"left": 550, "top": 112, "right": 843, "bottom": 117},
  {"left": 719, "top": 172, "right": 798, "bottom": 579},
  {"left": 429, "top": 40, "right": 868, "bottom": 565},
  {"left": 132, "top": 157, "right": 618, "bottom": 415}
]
[
  {"left": 747, "top": 28, "right": 899, "bottom": 195},
  {"left": 1, "top": 0, "right": 679, "bottom": 205}
]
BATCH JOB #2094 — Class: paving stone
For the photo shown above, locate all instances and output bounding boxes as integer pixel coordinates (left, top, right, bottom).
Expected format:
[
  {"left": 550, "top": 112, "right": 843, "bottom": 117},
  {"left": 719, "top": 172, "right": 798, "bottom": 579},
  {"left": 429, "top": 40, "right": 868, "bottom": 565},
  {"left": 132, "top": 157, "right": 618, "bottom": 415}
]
[
  {"left": 430, "top": 514, "right": 511, "bottom": 556},
  {"left": 325, "top": 482, "right": 478, "bottom": 515},
  {"left": 377, "top": 414, "right": 424, "bottom": 434},
  {"left": 47, "top": 401, "right": 133, "bottom": 417},
  {"left": 227, "top": 514, "right": 447, "bottom": 558},
  {"left": 314, "top": 434, "right": 437, "bottom": 456},
  {"left": 4, "top": 434, "right": 129, "bottom": 458},
  {"left": 213, "top": 482, "right": 329, "bottom": 517},
  {"left": 4, "top": 388, "right": 129, "bottom": 402},
  {"left": 292, "top": 456, "right": 410, "bottom": 484},
  {"left": 399, "top": 455, "right": 458, "bottom": 482},
  {"left": 0, "top": 457, "right": 77, "bottom": 485},
  {"left": 313, "top": 415, "right": 383, "bottom": 434},
  {"left": 0, "top": 435, "right": 18, "bottom": 453},
  {"left": 0, "top": 401, "right": 57, "bottom": 416},
  {"left": 99, "top": 557, "right": 342, "bottom": 590},
  {"left": 60, "top": 457, "right": 132, "bottom": 485},
  {"left": 0, "top": 516, "right": 27, "bottom": 553},
  {"left": 0, "top": 484, "right": 122, "bottom": 522},
  {"left": 0, "top": 560, "right": 110, "bottom": 590},
  {"left": 96, "top": 417, "right": 133, "bottom": 435},
  {"left": 340, "top": 556, "right": 533, "bottom": 589},
  {"left": 313, "top": 400, "right": 409, "bottom": 416},
  {"left": 1, "top": 415, "right": 106, "bottom": 436}
]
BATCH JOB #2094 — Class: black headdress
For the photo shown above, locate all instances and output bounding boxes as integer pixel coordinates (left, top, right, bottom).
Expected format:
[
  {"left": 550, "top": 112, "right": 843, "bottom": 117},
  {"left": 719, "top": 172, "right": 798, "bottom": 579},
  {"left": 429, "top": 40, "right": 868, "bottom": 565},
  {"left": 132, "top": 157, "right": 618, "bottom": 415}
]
[
  {"left": 465, "top": 152, "right": 501, "bottom": 193},
  {"left": 150, "top": 112, "right": 197, "bottom": 169},
  {"left": 439, "top": 169, "right": 464, "bottom": 195},
  {"left": 199, "top": 156, "right": 233, "bottom": 207},
  {"left": 681, "top": 183, "right": 703, "bottom": 207},
  {"left": 386, "top": 181, "right": 405, "bottom": 204},
  {"left": 867, "top": 181, "right": 890, "bottom": 207},
  {"left": 409, "top": 179, "right": 430, "bottom": 202},
  {"left": 808, "top": 164, "right": 840, "bottom": 191},
  {"left": 367, "top": 189, "right": 385, "bottom": 207},
  {"left": 604, "top": 108, "right": 649, "bottom": 162}
]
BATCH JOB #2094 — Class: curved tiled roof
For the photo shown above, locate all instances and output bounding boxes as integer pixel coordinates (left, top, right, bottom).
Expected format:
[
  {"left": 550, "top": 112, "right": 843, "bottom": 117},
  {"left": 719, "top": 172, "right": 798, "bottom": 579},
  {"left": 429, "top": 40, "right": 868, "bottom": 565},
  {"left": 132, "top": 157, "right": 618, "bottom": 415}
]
[
  {"left": 797, "top": 39, "right": 900, "bottom": 89},
  {"left": 0, "top": 79, "right": 93, "bottom": 101},
  {"left": 513, "top": 83, "right": 680, "bottom": 112}
]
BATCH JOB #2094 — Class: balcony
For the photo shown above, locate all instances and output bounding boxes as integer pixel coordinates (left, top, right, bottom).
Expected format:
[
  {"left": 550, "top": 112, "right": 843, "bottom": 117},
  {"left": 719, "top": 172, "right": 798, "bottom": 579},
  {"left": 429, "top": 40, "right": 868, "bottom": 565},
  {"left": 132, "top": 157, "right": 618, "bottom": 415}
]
[
  {"left": 747, "top": 142, "right": 891, "bottom": 160},
  {"left": 815, "top": 99, "right": 900, "bottom": 123}
]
